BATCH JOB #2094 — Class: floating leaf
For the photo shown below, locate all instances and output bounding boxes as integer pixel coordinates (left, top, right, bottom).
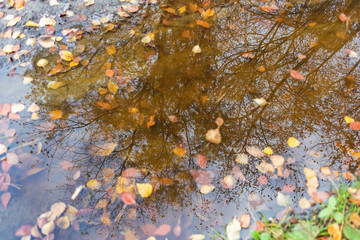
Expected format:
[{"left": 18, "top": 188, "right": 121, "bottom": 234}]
[
  {"left": 56, "top": 216, "right": 70, "bottom": 229},
  {"left": 221, "top": 175, "right": 235, "bottom": 189},
  {"left": 106, "top": 45, "right": 116, "bottom": 55},
  {"left": 282, "top": 184, "right": 295, "bottom": 193},
  {"left": 269, "top": 155, "right": 284, "bottom": 167},
  {"left": 48, "top": 81, "right": 65, "bottom": 89},
  {"left": 256, "top": 161, "right": 274, "bottom": 173},
  {"left": 299, "top": 197, "right": 311, "bottom": 209},
  {"left": 71, "top": 185, "right": 84, "bottom": 200},
  {"left": 189, "top": 234, "right": 205, "bottom": 240},
  {"left": 41, "top": 221, "right": 55, "bottom": 236},
  {"left": 239, "top": 214, "right": 251, "bottom": 229},
  {"left": 154, "top": 224, "right": 171, "bottom": 236},
  {"left": 235, "top": 153, "right": 248, "bottom": 164},
  {"left": 328, "top": 223, "right": 341, "bottom": 240},
  {"left": 108, "top": 80, "right": 118, "bottom": 94},
  {"left": 190, "top": 170, "right": 214, "bottom": 185},
  {"left": 192, "top": 45, "right": 201, "bottom": 54},
  {"left": 100, "top": 212, "right": 112, "bottom": 226},
  {"left": 196, "top": 154, "right": 207, "bottom": 169},
  {"left": 200, "top": 184, "right": 215, "bottom": 194},
  {"left": 226, "top": 216, "right": 241, "bottom": 240},
  {"left": 287, "top": 137, "right": 300, "bottom": 147},
  {"left": 246, "top": 146, "right": 266, "bottom": 158},
  {"left": 320, "top": 167, "right": 332, "bottom": 176},
  {"left": 121, "top": 192, "right": 136, "bottom": 205},
  {"left": 196, "top": 20, "right": 210, "bottom": 28},
  {"left": 290, "top": 69, "right": 304, "bottom": 80},
  {"left": 136, "top": 183, "right": 153, "bottom": 198},
  {"left": 91, "top": 142, "right": 116, "bottom": 156},
  {"left": 25, "top": 20, "right": 39, "bottom": 27},
  {"left": 263, "top": 147, "right": 273, "bottom": 155},
  {"left": 277, "top": 192, "right": 291, "bottom": 207},
  {"left": 253, "top": 98, "right": 267, "bottom": 106},
  {"left": 103, "top": 168, "right": 114, "bottom": 182},
  {"left": 26, "top": 167, "right": 44, "bottom": 176},
  {"left": 49, "top": 110, "right": 62, "bottom": 120},
  {"left": 1, "top": 192, "right": 11, "bottom": 210},
  {"left": 127, "top": 5, "right": 140, "bottom": 13},
  {"left": 122, "top": 168, "right": 143, "bottom": 178},
  {"left": 206, "top": 128, "right": 221, "bottom": 144},
  {"left": 172, "top": 146, "right": 186, "bottom": 157},
  {"left": 350, "top": 121, "right": 360, "bottom": 130},
  {"left": 59, "top": 50, "right": 73, "bottom": 61},
  {"left": 258, "top": 175, "right": 268, "bottom": 185},
  {"left": 15, "top": 225, "right": 32, "bottom": 237},
  {"left": 86, "top": 179, "right": 101, "bottom": 190}
]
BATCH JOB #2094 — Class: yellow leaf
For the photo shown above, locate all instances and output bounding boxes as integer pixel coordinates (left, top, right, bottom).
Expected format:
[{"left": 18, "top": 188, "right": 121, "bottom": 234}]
[
  {"left": 263, "top": 147, "right": 273, "bottom": 155},
  {"left": 86, "top": 179, "right": 101, "bottom": 190},
  {"left": 172, "top": 146, "right": 186, "bottom": 157},
  {"left": 95, "top": 199, "right": 108, "bottom": 209},
  {"left": 50, "top": 110, "right": 62, "bottom": 120},
  {"left": 103, "top": 168, "right": 115, "bottom": 182},
  {"left": 189, "top": 3, "right": 197, "bottom": 12},
  {"left": 69, "top": 61, "right": 79, "bottom": 68},
  {"left": 328, "top": 224, "right": 341, "bottom": 240},
  {"left": 287, "top": 137, "right": 300, "bottom": 147},
  {"left": 106, "top": 45, "right": 116, "bottom": 55},
  {"left": 98, "top": 87, "right": 107, "bottom": 95},
  {"left": 59, "top": 50, "right": 73, "bottom": 61},
  {"left": 178, "top": 6, "right": 186, "bottom": 14},
  {"left": 91, "top": 142, "right": 117, "bottom": 156},
  {"left": 108, "top": 80, "right": 118, "bottom": 94},
  {"left": 48, "top": 81, "right": 65, "bottom": 89},
  {"left": 25, "top": 20, "right": 39, "bottom": 27},
  {"left": 136, "top": 183, "right": 153, "bottom": 198},
  {"left": 128, "top": 107, "right": 139, "bottom": 115},
  {"left": 345, "top": 116, "right": 355, "bottom": 124}
]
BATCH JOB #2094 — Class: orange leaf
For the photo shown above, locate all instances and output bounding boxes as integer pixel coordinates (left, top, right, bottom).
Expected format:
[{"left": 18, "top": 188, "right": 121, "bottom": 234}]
[
  {"left": 350, "top": 121, "right": 360, "bottom": 130},
  {"left": 96, "top": 101, "right": 113, "bottom": 110},
  {"left": 14, "top": 0, "right": 25, "bottom": 10},
  {"left": 290, "top": 69, "right": 304, "bottom": 80},
  {"left": 49, "top": 64, "right": 63, "bottom": 76},
  {"left": 127, "top": 5, "right": 140, "bottom": 13},
  {"left": 106, "top": 45, "right": 116, "bottom": 55},
  {"left": 256, "top": 221, "right": 264, "bottom": 231},
  {"left": 106, "top": 69, "right": 114, "bottom": 77},
  {"left": 49, "top": 110, "right": 62, "bottom": 120},
  {"left": 328, "top": 224, "right": 341, "bottom": 240},
  {"left": 172, "top": 146, "right": 186, "bottom": 157},
  {"left": 121, "top": 192, "right": 136, "bottom": 205},
  {"left": 196, "top": 20, "right": 210, "bottom": 28},
  {"left": 181, "top": 30, "right": 190, "bottom": 38}
]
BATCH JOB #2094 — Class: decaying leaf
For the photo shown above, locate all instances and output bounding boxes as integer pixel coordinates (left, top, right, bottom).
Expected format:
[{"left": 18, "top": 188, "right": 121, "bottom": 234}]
[
  {"left": 59, "top": 50, "right": 73, "bottom": 61},
  {"left": 196, "top": 154, "right": 207, "bottom": 169}
]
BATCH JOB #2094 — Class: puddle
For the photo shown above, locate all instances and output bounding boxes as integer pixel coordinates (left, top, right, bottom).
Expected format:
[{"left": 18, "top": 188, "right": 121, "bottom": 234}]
[{"left": 1, "top": 0, "right": 360, "bottom": 239}]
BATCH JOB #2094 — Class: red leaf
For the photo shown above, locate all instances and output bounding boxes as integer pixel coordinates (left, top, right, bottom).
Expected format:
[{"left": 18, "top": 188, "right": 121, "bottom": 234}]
[
  {"left": 190, "top": 170, "right": 214, "bottom": 185},
  {"left": 154, "top": 224, "right": 171, "bottom": 236},
  {"left": 258, "top": 175, "right": 268, "bottom": 185},
  {"left": 121, "top": 192, "right": 136, "bottom": 205},
  {"left": 290, "top": 69, "right": 304, "bottom": 80},
  {"left": 141, "top": 224, "right": 157, "bottom": 236},
  {"left": 15, "top": 225, "right": 32, "bottom": 236},
  {"left": 311, "top": 191, "right": 330, "bottom": 203},
  {"left": 0, "top": 104, "right": 11, "bottom": 116},
  {"left": 350, "top": 121, "right": 360, "bottom": 130},
  {"left": 122, "top": 168, "right": 143, "bottom": 178},
  {"left": 282, "top": 184, "right": 295, "bottom": 193},
  {"left": 196, "top": 154, "right": 207, "bottom": 169}
]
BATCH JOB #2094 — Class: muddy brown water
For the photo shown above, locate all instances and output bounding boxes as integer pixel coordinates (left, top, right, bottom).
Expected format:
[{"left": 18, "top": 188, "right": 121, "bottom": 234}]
[{"left": 1, "top": 0, "right": 360, "bottom": 239}]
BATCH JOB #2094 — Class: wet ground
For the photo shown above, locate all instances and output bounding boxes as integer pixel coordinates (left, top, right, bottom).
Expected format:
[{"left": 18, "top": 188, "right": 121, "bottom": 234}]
[{"left": 0, "top": 0, "right": 360, "bottom": 239}]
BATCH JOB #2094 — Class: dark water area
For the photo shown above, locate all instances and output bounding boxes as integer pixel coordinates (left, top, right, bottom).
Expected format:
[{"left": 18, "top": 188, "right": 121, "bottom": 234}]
[{"left": 1, "top": 0, "right": 360, "bottom": 239}]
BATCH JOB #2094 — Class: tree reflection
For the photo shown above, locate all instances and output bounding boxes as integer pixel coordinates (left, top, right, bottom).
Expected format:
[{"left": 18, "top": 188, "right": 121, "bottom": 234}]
[{"left": 23, "top": 0, "right": 360, "bottom": 238}]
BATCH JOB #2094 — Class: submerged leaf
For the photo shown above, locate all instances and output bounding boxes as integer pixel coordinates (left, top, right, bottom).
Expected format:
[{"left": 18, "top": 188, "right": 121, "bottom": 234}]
[
  {"left": 91, "top": 142, "right": 117, "bottom": 156},
  {"left": 205, "top": 128, "right": 221, "bottom": 144}
]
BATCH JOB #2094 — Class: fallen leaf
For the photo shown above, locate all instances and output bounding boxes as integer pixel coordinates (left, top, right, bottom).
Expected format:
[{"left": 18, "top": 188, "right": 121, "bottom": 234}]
[
  {"left": 14, "top": 0, "right": 25, "bottom": 10},
  {"left": 103, "top": 168, "right": 114, "bottom": 182},
  {"left": 49, "top": 110, "right": 62, "bottom": 120},
  {"left": 287, "top": 137, "right": 300, "bottom": 147},
  {"left": 51, "top": 202, "right": 66, "bottom": 217},
  {"left": 71, "top": 185, "right": 84, "bottom": 200},
  {"left": 196, "top": 154, "right": 207, "bottom": 169},
  {"left": 246, "top": 146, "right": 266, "bottom": 158},
  {"left": 108, "top": 80, "right": 118, "bottom": 94},
  {"left": 196, "top": 20, "right": 210, "bottom": 28},
  {"left": 56, "top": 216, "right": 70, "bottom": 229},
  {"left": 91, "top": 142, "right": 116, "bottom": 156},
  {"left": 290, "top": 69, "right": 304, "bottom": 80},
  {"left": 59, "top": 50, "right": 73, "bottom": 61},
  {"left": 192, "top": 45, "right": 201, "bottom": 54},
  {"left": 239, "top": 214, "right": 251, "bottom": 228},
  {"left": 299, "top": 197, "right": 311, "bottom": 209},
  {"left": 25, "top": 20, "right": 39, "bottom": 27},
  {"left": 282, "top": 184, "right": 295, "bottom": 193},
  {"left": 221, "top": 175, "right": 235, "bottom": 189},
  {"left": 277, "top": 192, "right": 291, "bottom": 207},
  {"left": 1, "top": 192, "right": 11, "bottom": 210},
  {"left": 136, "top": 183, "right": 153, "bottom": 198},
  {"left": 320, "top": 167, "right": 332, "bottom": 176},
  {"left": 106, "top": 45, "right": 116, "bottom": 55},
  {"left": 226, "top": 216, "right": 241, "bottom": 240},
  {"left": 189, "top": 234, "right": 205, "bottom": 240},
  {"left": 263, "top": 147, "right": 273, "bottom": 155},
  {"left": 258, "top": 175, "right": 268, "bottom": 185},
  {"left": 7, "top": 16, "right": 21, "bottom": 27},
  {"left": 154, "top": 224, "right": 171, "bottom": 236},
  {"left": 200, "top": 184, "right": 215, "bottom": 194},
  {"left": 190, "top": 170, "right": 214, "bottom": 185},
  {"left": 172, "top": 146, "right": 186, "bottom": 157},
  {"left": 121, "top": 192, "right": 136, "bottom": 205},
  {"left": 235, "top": 153, "right": 248, "bottom": 164},
  {"left": 127, "top": 5, "right": 140, "bottom": 13},
  {"left": 328, "top": 223, "right": 341, "bottom": 240},
  {"left": 206, "top": 128, "right": 221, "bottom": 144},
  {"left": 350, "top": 121, "right": 360, "bottom": 130},
  {"left": 15, "top": 225, "right": 32, "bottom": 237},
  {"left": 86, "top": 179, "right": 101, "bottom": 190}
]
